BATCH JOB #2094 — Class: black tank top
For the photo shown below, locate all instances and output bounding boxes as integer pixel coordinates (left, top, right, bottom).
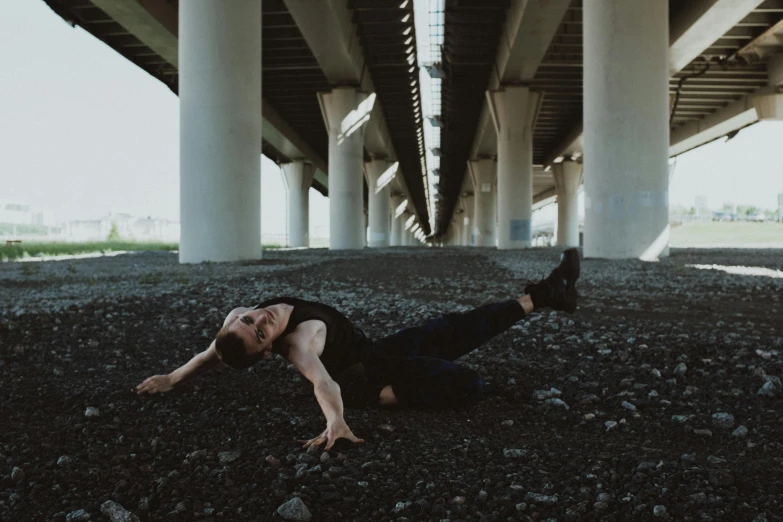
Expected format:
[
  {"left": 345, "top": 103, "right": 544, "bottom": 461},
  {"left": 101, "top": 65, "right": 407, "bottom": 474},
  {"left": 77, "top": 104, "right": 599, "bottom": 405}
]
[{"left": 253, "top": 297, "right": 363, "bottom": 378}]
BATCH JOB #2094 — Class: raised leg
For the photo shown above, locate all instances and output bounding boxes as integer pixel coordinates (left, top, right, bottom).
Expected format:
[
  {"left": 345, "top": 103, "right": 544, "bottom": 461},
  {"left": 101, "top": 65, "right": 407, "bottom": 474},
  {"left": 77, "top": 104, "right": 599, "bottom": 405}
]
[{"left": 373, "top": 299, "right": 527, "bottom": 362}]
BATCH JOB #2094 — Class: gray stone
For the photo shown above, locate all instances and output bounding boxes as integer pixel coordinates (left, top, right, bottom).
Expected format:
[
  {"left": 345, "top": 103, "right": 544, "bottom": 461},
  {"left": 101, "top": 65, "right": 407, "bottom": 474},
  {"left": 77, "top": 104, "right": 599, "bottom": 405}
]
[
  {"left": 605, "top": 420, "right": 618, "bottom": 431},
  {"left": 545, "top": 398, "right": 569, "bottom": 410},
  {"left": 100, "top": 501, "right": 140, "bottom": 522},
  {"left": 693, "top": 429, "right": 712, "bottom": 437},
  {"left": 765, "top": 375, "right": 782, "bottom": 387},
  {"left": 654, "top": 505, "right": 667, "bottom": 517},
  {"left": 707, "top": 456, "right": 726, "bottom": 464},
  {"left": 651, "top": 368, "right": 661, "bottom": 378},
  {"left": 218, "top": 451, "right": 241, "bottom": 464},
  {"left": 57, "top": 456, "right": 73, "bottom": 466},
  {"left": 532, "top": 390, "right": 552, "bottom": 400},
  {"left": 85, "top": 407, "right": 100, "bottom": 418},
  {"left": 621, "top": 401, "right": 637, "bottom": 411},
  {"left": 525, "top": 492, "right": 558, "bottom": 505},
  {"left": 277, "top": 497, "right": 313, "bottom": 521},
  {"left": 671, "top": 415, "right": 690, "bottom": 424},
  {"left": 758, "top": 381, "right": 777, "bottom": 397},
  {"left": 10, "top": 467, "right": 24, "bottom": 483},
  {"left": 503, "top": 448, "right": 526, "bottom": 458},
  {"left": 596, "top": 492, "right": 611, "bottom": 503},
  {"left": 637, "top": 461, "right": 658, "bottom": 471},
  {"left": 501, "top": 420, "right": 514, "bottom": 427},
  {"left": 712, "top": 412, "right": 735, "bottom": 429},
  {"left": 674, "top": 363, "right": 687, "bottom": 376},
  {"left": 66, "top": 509, "right": 91, "bottom": 522},
  {"left": 732, "top": 425, "right": 749, "bottom": 438}
]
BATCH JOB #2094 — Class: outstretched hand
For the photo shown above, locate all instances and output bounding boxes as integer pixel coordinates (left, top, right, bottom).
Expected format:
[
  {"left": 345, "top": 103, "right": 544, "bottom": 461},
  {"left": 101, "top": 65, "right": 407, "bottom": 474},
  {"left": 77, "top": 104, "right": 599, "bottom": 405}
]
[
  {"left": 299, "top": 419, "right": 364, "bottom": 451},
  {"left": 134, "top": 374, "right": 174, "bottom": 395}
]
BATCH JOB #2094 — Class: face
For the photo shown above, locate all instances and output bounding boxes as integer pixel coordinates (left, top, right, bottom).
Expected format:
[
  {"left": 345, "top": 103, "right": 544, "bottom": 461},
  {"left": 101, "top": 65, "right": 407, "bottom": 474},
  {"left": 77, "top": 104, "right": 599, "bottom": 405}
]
[{"left": 227, "top": 307, "right": 279, "bottom": 360}]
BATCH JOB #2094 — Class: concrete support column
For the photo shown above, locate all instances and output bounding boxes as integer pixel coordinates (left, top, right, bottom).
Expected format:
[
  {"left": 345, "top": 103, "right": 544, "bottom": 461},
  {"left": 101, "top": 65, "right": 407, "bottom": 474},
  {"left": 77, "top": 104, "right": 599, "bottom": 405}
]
[
  {"left": 583, "top": 0, "right": 669, "bottom": 260},
  {"left": 487, "top": 86, "right": 541, "bottom": 249},
  {"left": 469, "top": 159, "right": 497, "bottom": 247},
  {"left": 401, "top": 211, "right": 413, "bottom": 246},
  {"left": 452, "top": 217, "right": 464, "bottom": 246},
  {"left": 552, "top": 161, "right": 582, "bottom": 247},
  {"left": 778, "top": 193, "right": 783, "bottom": 223},
  {"left": 364, "top": 159, "right": 392, "bottom": 247},
  {"left": 281, "top": 161, "right": 315, "bottom": 247},
  {"left": 318, "top": 88, "right": 372, "bottom": 250},
  {"left": 179, "top": 0, "right": 262, "bottom": 263},
  {"left": 390, "top": 194, "right": 405, "bottom": 246},
  {"left": 461, "top": 194, "right": 474, "bottom": 246}
]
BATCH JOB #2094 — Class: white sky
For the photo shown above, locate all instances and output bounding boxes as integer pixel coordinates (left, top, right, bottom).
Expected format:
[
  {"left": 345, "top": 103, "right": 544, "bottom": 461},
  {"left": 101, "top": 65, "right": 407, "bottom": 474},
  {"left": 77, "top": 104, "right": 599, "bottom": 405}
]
[{"left": 1, "top": 1, "right": 782, "bottom": 234}]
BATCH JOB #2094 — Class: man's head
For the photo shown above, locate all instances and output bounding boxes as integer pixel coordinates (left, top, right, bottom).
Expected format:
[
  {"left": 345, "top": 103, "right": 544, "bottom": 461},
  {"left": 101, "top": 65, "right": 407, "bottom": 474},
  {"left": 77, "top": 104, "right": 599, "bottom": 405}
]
[{"left": 215, "top": 307, "right": 280, "bottom": 369}]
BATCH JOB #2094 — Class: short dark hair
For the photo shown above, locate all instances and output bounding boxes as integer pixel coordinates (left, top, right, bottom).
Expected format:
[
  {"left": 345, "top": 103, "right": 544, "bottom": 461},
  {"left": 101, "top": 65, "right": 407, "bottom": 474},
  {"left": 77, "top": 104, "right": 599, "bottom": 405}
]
[{"left": 214, "top": 326, "right": 260, "bottom": 370}]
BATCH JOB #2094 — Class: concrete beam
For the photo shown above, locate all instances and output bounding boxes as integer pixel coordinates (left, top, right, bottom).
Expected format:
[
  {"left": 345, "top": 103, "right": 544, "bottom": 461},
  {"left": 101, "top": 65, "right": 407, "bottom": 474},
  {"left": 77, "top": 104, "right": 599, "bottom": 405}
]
[
  {"left": 283, "top": 0, "right": 419, "bottom": 217},
  {"left": 544, "top": 0, "right": 765, "bottom": 168},
  {"left": 499, "top": 0, "right": 572, "bottom": 83},
  {"left": 262, "top": 100, "right": 329, "bottom": 190},
  {"left": 669, "top": 90, "right": 761, "bottom": 157},
  {"left": 90, "top": 0, "right": 178, "bottom": 65},
  {"left": 670, "top": 0, "right": 765, "bottom": 74},
  {"left": 469, "top": 0, "right": 569, "bottom": 160},
  {"left": 87, "top": 0, "right": 329, "bottom": 193},
  {"left": 282, "top": 0, "right": 363, "bottom": 85}
]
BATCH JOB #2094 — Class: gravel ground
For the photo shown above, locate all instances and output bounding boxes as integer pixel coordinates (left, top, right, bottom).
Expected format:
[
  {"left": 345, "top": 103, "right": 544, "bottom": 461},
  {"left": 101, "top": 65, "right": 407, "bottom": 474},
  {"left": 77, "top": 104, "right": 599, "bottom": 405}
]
[{"left": 1, "top": 247, "right": 781, "bottom": 522}]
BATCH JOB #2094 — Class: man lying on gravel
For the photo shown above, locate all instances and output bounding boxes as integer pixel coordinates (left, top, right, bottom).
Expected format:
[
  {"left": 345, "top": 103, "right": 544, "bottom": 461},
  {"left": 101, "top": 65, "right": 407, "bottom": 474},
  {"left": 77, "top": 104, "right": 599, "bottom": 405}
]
[{"left": 136, "top": 248, "right": 580, "bottom": 450}]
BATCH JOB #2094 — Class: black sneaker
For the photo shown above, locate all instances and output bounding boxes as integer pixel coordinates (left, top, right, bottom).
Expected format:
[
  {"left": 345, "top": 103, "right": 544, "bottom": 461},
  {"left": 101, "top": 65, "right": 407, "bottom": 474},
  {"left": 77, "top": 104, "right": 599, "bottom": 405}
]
[{"left": 524, "top": 248, "right": 580, "bottom": 313}]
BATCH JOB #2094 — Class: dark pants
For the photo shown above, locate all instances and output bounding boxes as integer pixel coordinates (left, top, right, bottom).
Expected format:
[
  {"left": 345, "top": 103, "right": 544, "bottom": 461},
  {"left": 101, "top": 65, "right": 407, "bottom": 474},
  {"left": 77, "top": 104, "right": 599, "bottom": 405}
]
[{"left": 358, "top": 300, "right": 526, "bottom": 409}]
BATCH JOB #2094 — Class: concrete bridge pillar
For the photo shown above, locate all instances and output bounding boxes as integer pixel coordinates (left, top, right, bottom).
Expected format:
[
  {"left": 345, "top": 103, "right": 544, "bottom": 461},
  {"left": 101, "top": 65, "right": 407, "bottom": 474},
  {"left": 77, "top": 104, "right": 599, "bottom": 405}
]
[
  {"left": 364, "top": 159, "right": 392, "bottom": 247},
  {"left": 461, "top": 194, "right": 474, "bottom": 246},
  {"left": 488, "top": 86, "right": 541, "bottom": 249},
  {"left": 281, "top": 160, "right": 315, "bottom": 248},
  {"left": 452, "top": 218, "right": 464, "bottom": 246},
  {"left": 319, "top": 87, "right": 373, "bottom": 250},
  {"left": 552, "top": 161, "right": 582, "bottom": 248},
  {"left": 390, "top": 194, "right": 405, "bottom": 246},
  {"left": 583, "top": 0, "right": 669, "bottom": 260},
  {"left": 401, "top": 211, "right": 413, "bottom": 246},
  {"left": 469, "top": 159, "right": 497, "bottom": 247},
  {"left": 179, "top": 0, "right": 262, "bottom": 263}
]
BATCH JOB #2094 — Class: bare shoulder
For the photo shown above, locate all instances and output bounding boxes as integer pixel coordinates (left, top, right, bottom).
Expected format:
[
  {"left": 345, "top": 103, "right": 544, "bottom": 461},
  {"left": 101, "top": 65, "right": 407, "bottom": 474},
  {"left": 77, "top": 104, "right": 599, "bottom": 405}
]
[{"left": 282, "top": 319, "right": 326, "bottom": 356}]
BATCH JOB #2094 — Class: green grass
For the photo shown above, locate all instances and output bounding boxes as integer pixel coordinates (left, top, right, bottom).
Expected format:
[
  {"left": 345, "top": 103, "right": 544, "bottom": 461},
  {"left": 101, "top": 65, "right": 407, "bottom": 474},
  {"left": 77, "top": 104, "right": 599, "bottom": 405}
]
[
  {"left": 1, "top": 241, "right": 289, "bottom": 261},
  {"left": 1, "top": 241, "right": 177, "bottom": 261},
  {"left": 670, "top": 221, "right": 783, "bottom": 248}
]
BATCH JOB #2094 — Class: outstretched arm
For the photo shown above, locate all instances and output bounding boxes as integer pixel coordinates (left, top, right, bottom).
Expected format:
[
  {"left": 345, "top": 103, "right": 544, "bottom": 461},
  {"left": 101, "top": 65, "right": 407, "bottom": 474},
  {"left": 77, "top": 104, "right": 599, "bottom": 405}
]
[
  {"left": 135, "top": 306, "right": 251, "bottom": 394},
  {"left": 288, "top": 346, "right": 364, "bottom": 450},
  {"left": 135, "top": 341, "right": 221, "bottom": 394}
]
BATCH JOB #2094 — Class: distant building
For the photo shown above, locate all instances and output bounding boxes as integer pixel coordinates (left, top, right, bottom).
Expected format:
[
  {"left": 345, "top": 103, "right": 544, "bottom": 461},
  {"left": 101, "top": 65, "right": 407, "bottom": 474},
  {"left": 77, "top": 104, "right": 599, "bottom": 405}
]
[
  {"left": 0, "top": 199, "right": 45, "bottom": 225},
  {"left": 67, "top": 212, "right": 179, "bottom": 242}
]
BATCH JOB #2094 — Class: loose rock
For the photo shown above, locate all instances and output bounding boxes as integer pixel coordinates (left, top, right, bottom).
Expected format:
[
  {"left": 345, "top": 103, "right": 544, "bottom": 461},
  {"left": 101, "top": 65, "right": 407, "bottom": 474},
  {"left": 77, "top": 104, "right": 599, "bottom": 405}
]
[
  {"left": 732, "top": 425, "right": 749, "bottom": 438},
  {"left": 712, "top": 412, "right": 735, "bottom": 429},
  {"left": 100, "top": 501, "right": 140, "bottom": 522},
  {"left": 277, "top": 497, "right": 312, "bottom": 521}
]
